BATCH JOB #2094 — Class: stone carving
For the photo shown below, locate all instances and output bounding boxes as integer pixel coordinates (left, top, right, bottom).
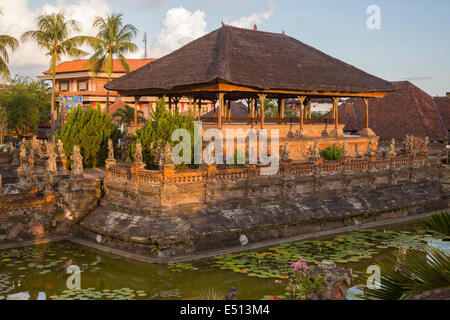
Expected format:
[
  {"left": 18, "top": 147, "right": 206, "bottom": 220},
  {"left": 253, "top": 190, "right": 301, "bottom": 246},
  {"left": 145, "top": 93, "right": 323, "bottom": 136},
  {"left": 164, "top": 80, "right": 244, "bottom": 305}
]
[
  {"left": 404, "top": 134, "right": 412, "bottom": 153},
  {"left": 31, "top": 135, "right": 38, "bottom": 154},
  {"left": 387, "top": 139, "right": 397, "bottom": 159},
  {"left": 423, "top": 137, "right": 429, "bottom": 153},
  {"left": 9, "top": 142, "right": 15, "bottom": 151},
  {"left": 107, "top": 139, "right": 114, "bottom": 160},
  {"left": 339, "top": 141, "right": 349, "bottom": 160},
  {"left": 19, "top": 142, "right": 26, "bottom": 160},
  {"left": 57, "top": 139, "right": 65, "bottom": 157},
  {"left": 46, "top": 144, "right": 57, "bottom": 173},
  {"left": 134, "top": 141, "right": 143, "bottom": 164},
  {"left": 161, "top": 143, "right": 174, "bottom": 167},
  {"left": 308, "top": 261, "right": 352, "bottom": 300},
  {"left": 309, "top": 141, "right": 321, "bottom": 161},
  {"left": 280, "top": 143, "right": 291, "bottom": 162},
  {"left": 71, "top": 145, "right": 83, "bottom": 176},
  {"left": 367, "top": 139, "right": 376, "bottom": 157}
]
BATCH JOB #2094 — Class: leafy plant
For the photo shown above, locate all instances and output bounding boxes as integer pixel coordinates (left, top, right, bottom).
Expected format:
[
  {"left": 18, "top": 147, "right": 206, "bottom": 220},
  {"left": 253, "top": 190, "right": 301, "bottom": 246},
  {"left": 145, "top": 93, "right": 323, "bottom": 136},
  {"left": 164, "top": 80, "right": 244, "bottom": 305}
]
[
  {"left": 422, "top": 211, "right": 450, "bottom": 239},
  {"left": 127, "top": 98, "right": 194, "bottom": 169},
  {"left": 0, "top": 10, "right": 19, "bottom": 79},
  {"left": 362, "top": 248, "right": 450, "bottom": 300},
  {"left": 285, "top": 257, "right": 324, "bottom": 300},
  {"left": 112, "top": 104, "right": 145, "bottom": 126},
  {"left": 320, "top": 145, "right": 342, "bottom": 161},
  {"left": 199, "top": 288, "right": 226, "bottom": 300},
  {"left": 56, "top": 105, "right": 120, "bottom": 168},
  {"left": 0, "top": 76, "right": 51, "bottom": 138}
]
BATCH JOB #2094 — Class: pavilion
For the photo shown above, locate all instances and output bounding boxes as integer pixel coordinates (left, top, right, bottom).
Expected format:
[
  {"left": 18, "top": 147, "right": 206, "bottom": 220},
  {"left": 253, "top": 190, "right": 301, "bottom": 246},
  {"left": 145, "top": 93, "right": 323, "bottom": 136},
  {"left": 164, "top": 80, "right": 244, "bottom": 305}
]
[{"left": 106, "top": 24, "right": 394, "bottom": 159}]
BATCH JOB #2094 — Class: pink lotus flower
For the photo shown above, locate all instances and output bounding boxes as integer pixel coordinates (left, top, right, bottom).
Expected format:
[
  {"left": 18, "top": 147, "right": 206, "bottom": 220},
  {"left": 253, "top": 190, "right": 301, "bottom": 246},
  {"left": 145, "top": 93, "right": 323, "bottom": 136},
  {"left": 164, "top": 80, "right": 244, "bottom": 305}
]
[{"left": 290, "top": 256, "right": 308, "bottom": 275}]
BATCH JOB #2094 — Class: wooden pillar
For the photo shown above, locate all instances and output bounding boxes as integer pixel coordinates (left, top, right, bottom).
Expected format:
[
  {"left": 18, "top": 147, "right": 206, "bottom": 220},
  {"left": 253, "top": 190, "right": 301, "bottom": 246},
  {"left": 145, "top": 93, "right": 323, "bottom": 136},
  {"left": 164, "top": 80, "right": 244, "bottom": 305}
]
[
  {"left": 134, "top": 96, "right": 140, "bottom": 127},
  {"left": 251, "top": 99, "right": 256, "bottom": 121},
  {"left": 258, "top": 94, "right": 267, "bottom": 129},
  {"left": 364, "top": 97, "right": 369, "bottom": 128},
  {"left": 333, "top": 97, "right": 339, "bottom": 129},
  {"left": 280, "top": 99, "right": 285, "bottom": 119},
  {"left": 188, "top": 96, "right": 193, "bottom": 116},
  {"left": 218, "top": 93, "right": 224, "bottom": 130},
  {"left": 198, "top": 99, "right": 202, "bottom": 120},
  {"left": 227, "top": 100, "right": 231, "bottom": 121},
  {"left": 297, "top": 96, "right": 306, "bottom": 131},
  {"left": 168, "top": 96, "right": 172, "bottom": 114},
  {"left": 308, "top": 99, "right": 312, "bottom": 120}
]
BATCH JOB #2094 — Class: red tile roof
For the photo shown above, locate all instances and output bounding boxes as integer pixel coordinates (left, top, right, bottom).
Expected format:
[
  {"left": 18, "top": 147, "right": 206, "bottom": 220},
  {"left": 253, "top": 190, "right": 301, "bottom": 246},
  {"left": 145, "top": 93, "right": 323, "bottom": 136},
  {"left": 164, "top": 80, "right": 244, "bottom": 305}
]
[
  {"left": 44, "top": 59, "right": 155, "bottom": 74},
  {"left": 433, "top": 97, "right": 450, "bottom": 131},
  {"left": 323, "top": 81, "right": 448, "bottom": 140}
]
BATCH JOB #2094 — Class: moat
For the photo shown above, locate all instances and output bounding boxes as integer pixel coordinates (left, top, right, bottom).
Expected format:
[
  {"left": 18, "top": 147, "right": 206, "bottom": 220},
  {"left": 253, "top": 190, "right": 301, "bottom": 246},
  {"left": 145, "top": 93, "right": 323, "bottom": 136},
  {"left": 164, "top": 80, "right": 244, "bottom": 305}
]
[{"left": 1, "top": 220, "right": 448, "bottom": 300}]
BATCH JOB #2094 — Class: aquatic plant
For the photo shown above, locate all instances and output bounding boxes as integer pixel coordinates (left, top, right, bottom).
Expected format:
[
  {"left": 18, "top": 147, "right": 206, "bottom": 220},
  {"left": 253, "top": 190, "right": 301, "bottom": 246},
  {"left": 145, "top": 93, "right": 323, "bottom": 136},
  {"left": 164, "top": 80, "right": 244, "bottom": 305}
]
[{"left": 199, "top": 288, "right": 226, "bottom": 300}]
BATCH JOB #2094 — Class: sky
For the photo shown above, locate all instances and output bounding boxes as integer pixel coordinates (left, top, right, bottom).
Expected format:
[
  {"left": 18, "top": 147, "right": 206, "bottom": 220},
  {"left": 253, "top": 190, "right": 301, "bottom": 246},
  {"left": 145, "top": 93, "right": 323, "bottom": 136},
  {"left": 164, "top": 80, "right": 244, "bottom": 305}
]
[{"left": 0, "top": 0, "right": 449, "bottom": 96}]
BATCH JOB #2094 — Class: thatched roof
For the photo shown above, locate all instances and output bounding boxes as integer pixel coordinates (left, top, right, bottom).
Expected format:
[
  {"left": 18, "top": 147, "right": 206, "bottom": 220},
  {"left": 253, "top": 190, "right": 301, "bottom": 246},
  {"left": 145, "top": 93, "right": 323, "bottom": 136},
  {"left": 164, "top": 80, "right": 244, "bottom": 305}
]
[
  {"left": 106, "top": 25, "right": 394, "bottom": 97},
  {"left": 323, "top": 81, "right": 448, "bottom": 140},
  {"left": 434, "top": 97, "right": 450, "bottom": 131}
]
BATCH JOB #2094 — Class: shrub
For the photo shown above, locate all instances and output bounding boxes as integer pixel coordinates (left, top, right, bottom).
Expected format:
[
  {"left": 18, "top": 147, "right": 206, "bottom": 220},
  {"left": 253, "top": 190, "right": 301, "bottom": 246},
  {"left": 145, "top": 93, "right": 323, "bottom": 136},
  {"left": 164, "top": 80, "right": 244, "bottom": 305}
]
[
  {"left": 127, "top": 98, "right": 195, "bottom": 169},
  {"left": 56, "top": 104, "right": 120, "bottom": 168},
  {"left": 320, "top": 145, "right": 342, "bottom": 161}
]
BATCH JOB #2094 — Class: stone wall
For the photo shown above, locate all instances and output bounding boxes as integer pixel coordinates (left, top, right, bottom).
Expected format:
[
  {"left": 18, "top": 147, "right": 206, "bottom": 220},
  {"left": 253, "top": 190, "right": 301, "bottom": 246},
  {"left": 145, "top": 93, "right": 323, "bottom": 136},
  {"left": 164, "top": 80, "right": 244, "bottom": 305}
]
[{"left": 76, "top": 153, "right": 448, "bottom": 260}]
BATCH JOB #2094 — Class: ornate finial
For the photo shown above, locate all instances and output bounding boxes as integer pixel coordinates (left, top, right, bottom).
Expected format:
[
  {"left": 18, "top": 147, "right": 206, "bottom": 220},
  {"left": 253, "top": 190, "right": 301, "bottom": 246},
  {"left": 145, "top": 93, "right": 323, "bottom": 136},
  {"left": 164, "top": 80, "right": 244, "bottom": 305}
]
[
  {"left": 19, "top": 142, "right": 26, "bottom": 159},
  {"left": 31, "top": 135, "right": 38, "bottom": 154},
  {"left": 71, "top": 145, "right": 83, "bottom": 176},
  {"left": 368, "top": 138, "right": 377, "bottom": 157},
  {"left": 423, "top": 137, "right": 429, "bottom": 153},
  {"left": 134, "top": 141, "right": 143, "bottom": 164},
  {"left": 340, "top": 141, "right": 349, "bottom": 160},
  {"left": 57, "top": 139, "right": 65, "bottom": 157}
]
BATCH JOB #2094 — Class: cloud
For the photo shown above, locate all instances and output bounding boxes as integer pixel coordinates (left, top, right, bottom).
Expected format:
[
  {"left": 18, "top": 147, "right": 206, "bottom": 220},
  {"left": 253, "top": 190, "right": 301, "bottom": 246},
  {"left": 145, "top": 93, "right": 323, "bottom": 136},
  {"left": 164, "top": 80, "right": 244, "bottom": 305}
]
[
  {"left": 0, "top": 0, "right": 111, "bottom": 70},
  {"left": 401, "top": 76, "right": 432, "bottom": 81},
  {"left": 147, "top": 7, "right": 207, "bottom": 58},
  {"left": 226, "top": 0, "right": 275, "bottom": 29},
  {"left": 115, "top": 0, "right": 169, "bottom": 9}
]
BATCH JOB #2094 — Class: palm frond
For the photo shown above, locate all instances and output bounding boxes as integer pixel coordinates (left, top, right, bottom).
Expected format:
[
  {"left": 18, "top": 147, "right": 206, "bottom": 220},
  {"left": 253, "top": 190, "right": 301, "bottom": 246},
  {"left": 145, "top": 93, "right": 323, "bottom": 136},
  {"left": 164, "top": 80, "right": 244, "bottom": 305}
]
[
  {"left": 362, "top": 247, "right": 450, "bottom": 300},
  {"left": 423, "top": 211, "right": 450, "bottom": 238}
]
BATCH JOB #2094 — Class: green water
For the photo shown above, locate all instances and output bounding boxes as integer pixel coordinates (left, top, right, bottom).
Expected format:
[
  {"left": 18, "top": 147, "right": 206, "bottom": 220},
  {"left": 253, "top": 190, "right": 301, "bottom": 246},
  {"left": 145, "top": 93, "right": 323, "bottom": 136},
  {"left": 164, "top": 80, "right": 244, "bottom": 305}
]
[{"left": 0, "top": 221, "right": 448, "bottom": 300}]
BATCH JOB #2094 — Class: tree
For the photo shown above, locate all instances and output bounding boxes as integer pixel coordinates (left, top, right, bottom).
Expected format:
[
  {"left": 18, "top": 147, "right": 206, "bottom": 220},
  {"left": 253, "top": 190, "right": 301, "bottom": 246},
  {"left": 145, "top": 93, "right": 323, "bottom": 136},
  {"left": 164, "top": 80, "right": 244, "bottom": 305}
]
[
  {"left": 0, "top": 10, "right": 19, "bottom": 80},
  {"left": 0, "top": 106, "right": 7, "bottom": 145},
  {"left": 83, "top": 13, "right": 138, "bottom": 114},
  {"left": 0, "top": 76, "right": 51, "bottom": 138},
  {"left": 21, "top": 12, "right": 88, "bottom": 138},
  {"left": 128, "top": 98, "right": 194, "bottom": 169},
  {"left": 56, "top": 105, "right": 120, "bottom": 168},
  {"left": 112, "top": 104, "right": 145, "bottom": 126}
]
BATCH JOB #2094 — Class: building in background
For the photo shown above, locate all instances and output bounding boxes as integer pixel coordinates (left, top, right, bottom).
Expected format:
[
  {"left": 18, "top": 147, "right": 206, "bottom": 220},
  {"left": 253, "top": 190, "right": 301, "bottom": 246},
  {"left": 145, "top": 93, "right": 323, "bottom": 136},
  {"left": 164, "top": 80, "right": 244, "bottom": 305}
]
[{"left": 38, "top": 58, "right": 214, "bottom": 120}]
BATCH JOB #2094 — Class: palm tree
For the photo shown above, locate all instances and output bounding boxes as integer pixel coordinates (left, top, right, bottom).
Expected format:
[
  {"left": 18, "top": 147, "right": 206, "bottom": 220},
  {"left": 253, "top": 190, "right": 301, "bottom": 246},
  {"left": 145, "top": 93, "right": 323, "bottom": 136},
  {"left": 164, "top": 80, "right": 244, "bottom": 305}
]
[
  {"left": 423, "top": 211, "right": 450, "bottom": 239},
  {"left": 21, "top": 12, "right": 88, "bottom": 138},
  {"left": 83, "top": 13, "right": 138, "bottom": 114},
  {"left": 112, "top": 104, "right": 145, "bottom": 126},
  {"left": 0, "top": 10, "right": 19, "bottom": 79}
]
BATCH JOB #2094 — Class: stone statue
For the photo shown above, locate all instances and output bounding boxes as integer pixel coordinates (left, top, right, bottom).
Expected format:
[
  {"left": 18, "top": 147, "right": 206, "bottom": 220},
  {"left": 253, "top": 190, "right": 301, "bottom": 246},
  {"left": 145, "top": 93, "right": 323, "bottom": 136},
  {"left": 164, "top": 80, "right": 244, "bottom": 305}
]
[
  {"left": 57, "top": 139, "right": 65, "bottom": 157},
  {"left": 404, "top": 134, "right": 412, "bottom": 153},
  {"left": 309, "top": 141, "right": 321, "bottom": 161},
  {"left": 134, "top": 141, "right": 143, "bottom": 164},
  {"left": 387, "top": 139, "right": 397, "bottom": 159},
  {"left": 107, "top": 139, "right": 114, "bottom": 160},
  {"left": 31, "top": 135, "right": 38, "bottom": 154},
  {"left": 340, "top": 141, "right": 349, "bottom": 160},
  {"left": 423, "top": 137, "right": 429, "bottom": 153},
  {"left": 19, "top": 143, "right": 26, "bottom": 159},
  {"left": 9, "top": 142, "right": 15, "bottom": 152},
  {"left": 46, "top": 145, "right": 57, "bottom": 173},
  {"left": 367, "top": 139, "right": 376, "bottom": 157},
  {"left": 280, "top": 143, "right": 291, "bottom": 162},
  {"left": 162, "top": 143, "right": 174, "bottom": 167},
  {"left": 71, "top": 145, "right": 83, "bottom": 176}
]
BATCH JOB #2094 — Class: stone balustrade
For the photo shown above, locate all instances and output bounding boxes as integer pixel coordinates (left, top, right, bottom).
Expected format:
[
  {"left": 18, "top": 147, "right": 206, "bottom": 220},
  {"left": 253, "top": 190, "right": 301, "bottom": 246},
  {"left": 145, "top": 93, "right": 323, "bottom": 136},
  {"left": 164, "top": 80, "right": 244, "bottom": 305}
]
[{"left": 104, "top": 152, "right": 435, "bottom": 210}]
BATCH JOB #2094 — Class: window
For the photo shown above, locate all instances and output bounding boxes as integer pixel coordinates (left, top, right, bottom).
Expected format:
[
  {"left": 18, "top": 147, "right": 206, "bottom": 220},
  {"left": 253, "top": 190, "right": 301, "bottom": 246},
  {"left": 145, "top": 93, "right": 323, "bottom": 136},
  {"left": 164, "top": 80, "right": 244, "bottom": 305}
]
[
  {"left": 59, "top": 81, "right": 69, "bottom": 92},
  {"left": 77, "top": 80, "right": 88, "bottom": 92}
]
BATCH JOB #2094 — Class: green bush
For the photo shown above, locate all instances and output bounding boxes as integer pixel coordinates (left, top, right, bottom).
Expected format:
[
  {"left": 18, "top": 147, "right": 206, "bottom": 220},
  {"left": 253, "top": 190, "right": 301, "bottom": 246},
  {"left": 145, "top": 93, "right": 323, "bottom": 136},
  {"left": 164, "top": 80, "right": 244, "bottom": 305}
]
[
  {"left": 56, "top": 104, "right": 120, "bottom": 168},
  {"left": 320, "top": 145, "right": 342, "bottom": 161},
  {"left": 128, "top": 98, "right": 195, "bottom": 169}
]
